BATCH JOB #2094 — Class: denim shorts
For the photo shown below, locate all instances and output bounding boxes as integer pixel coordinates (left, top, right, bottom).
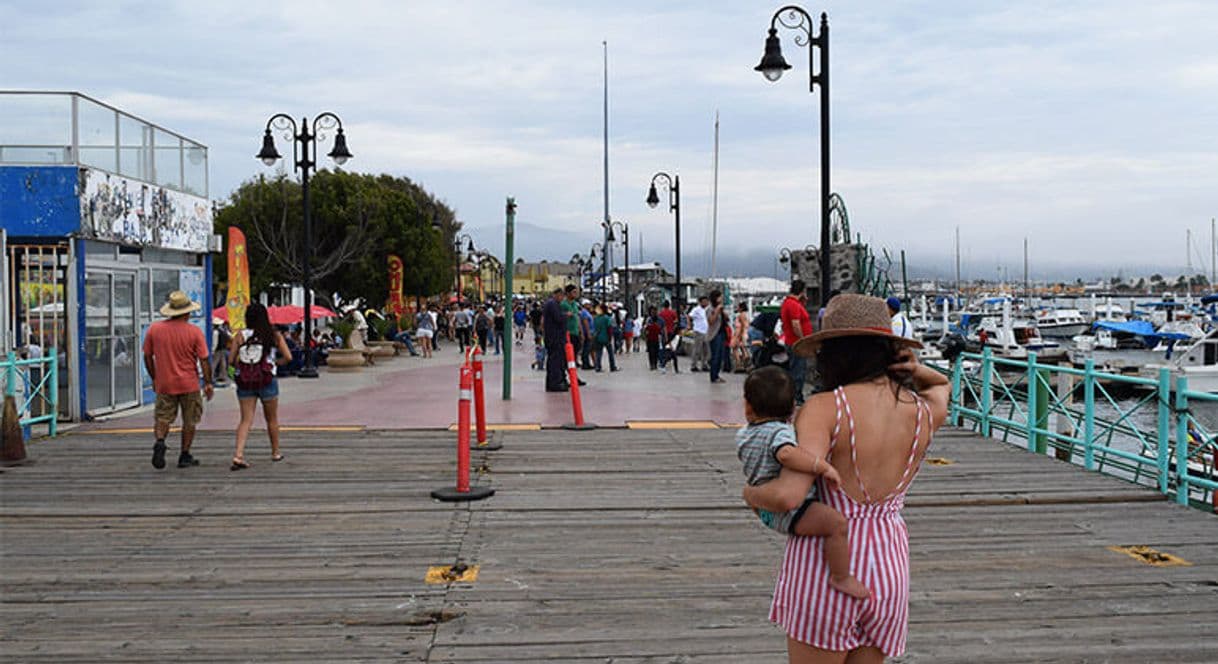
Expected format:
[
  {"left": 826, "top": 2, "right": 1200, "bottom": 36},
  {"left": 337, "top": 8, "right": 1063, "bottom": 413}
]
[{"left": 236, "top": 377, "right": 280, "bottom": 401}]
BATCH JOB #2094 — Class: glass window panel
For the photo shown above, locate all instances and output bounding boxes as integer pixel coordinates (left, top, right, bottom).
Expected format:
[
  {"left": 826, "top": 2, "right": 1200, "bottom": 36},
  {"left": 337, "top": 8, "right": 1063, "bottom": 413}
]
[
  {"left": 84, "top": 273, "right": 111, "bottom": 339},
  {"left": 77, "top": 98, "right": 117, "bottom": 172},
  {"left": 140, "top": 269, "right": 151, "bottom": 318},
  {"left": 152, "top": 269, "right": 179, "bottom": 311},
  {"left": 113, "top": 274, "right": 136, "bottom": 337},
  {"left": 153, "top": 128, "right": 181, "bottom": 189},
  {"left": 114, "top": 335, "right": 139, "bottom": 405},
  {"left": 183, "top": 141, "right": 207, "bottom": 196},
  {"left": 0, "top": 93, "right": 72, "bottom": 164},
  {"left": 118, "top": 114, "right": 153, "bottom": 181},
  {"left": 86, "top": 337, "right": 113, "bottom": 412}
]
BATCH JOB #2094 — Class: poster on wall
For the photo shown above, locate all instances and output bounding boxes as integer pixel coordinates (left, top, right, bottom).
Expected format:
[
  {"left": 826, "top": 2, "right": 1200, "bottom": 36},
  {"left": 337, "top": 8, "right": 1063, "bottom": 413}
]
[
  {"left": 78, "top": 169, "right": 211, "bottom": 252},
  {"left": 178, "top": 268, "right": 206, "bottom": 336}
]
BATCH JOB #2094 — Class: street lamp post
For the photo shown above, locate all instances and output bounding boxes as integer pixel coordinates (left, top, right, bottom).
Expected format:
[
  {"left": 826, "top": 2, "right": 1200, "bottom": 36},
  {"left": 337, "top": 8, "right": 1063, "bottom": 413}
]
[
  {"left": 453, "top": 233, "right": 475, "bottom": 302},
  {"left": 646, "top": 173, "right": 681, "bottom": 307},
  {"left": 755, "top": 6, "right": 831, "bottom": 307},
  {"left": 257, "top": 112, "right": 353, "bottom": 379},
  {"left": 607, "top": 221, "right": 629, "bottom": 315}
]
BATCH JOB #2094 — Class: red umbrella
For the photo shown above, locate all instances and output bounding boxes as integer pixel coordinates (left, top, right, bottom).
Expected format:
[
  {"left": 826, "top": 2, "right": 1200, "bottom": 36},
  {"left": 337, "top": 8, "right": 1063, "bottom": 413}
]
[{"left": 211, "top": 305, "right": 338, "bottom": 324}]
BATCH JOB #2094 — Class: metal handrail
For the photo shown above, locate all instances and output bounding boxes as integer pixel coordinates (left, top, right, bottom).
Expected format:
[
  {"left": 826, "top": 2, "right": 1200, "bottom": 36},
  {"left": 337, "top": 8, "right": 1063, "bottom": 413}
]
[
  {"left": 1, "top": 351, "right": 58, "bottom": 436},
  {"left": 941, "top": 348, "right": 1216, "bottom": 512}
]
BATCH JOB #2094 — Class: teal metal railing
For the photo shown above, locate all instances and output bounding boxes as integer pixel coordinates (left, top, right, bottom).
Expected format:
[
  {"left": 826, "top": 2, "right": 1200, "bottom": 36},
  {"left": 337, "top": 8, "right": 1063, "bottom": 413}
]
[
  {"left": 1, "top": 351, "right": 58, "bottom": 437},
  {"left": 944, "top": 348, "right": 1216, "bottom": 512}
]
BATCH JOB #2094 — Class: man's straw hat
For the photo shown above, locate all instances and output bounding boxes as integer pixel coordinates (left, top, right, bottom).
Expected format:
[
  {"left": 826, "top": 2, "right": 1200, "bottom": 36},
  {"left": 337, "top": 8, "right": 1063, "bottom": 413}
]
[
  {"left": 792, "top": 293, "right": 922, "bottom": 357},
  {"left": 160, "top": 290, "right": 201, "bottom": 317}
]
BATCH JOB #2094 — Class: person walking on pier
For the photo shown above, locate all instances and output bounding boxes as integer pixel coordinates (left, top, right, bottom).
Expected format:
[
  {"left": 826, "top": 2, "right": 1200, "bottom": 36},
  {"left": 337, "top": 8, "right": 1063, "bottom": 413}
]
[
  {"left": 689, "top": 296, "right": 709, "bottom": 372},
  {"left": 780, "top": 280, "right": 812, "bottom": 406},
  {"left": 228, "top": 302, "right": 293, "bottom": 470},
  {"left": 743, "top": 294, "right": 949, "bottom": 663},
  {"left": 706, "top": 290, "right": 728, "bottom": 384},
  {"left": 142, "top": 290, "right": 213, "bottom": 470},
  {"left": 543, "top": 288, "right": 568, "bottom": 392}
]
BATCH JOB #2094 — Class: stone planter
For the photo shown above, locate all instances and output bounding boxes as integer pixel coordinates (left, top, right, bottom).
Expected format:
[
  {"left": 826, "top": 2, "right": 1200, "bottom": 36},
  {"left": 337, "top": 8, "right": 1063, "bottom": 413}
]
[
  {"left": 367, "top": 341, "right": 397, "bottom": 358},
  {"left": 327, "top": 348, "right": 365, "bottom": 371}
]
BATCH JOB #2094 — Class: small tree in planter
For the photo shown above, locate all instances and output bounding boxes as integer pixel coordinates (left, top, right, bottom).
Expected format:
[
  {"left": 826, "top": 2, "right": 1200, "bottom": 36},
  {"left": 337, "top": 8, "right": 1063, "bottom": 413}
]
[
  {"left": 366, "top": 314, "right": 398, "bottom": 357},
  {"left": 326, "top": 319, "right": 365, "bottom": 371}
]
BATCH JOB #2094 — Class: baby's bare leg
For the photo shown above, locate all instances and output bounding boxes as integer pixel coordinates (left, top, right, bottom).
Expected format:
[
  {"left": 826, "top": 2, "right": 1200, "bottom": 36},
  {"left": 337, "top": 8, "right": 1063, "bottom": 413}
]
[{"left": 791, "top": 503, "right": 871, "bottom": 599}]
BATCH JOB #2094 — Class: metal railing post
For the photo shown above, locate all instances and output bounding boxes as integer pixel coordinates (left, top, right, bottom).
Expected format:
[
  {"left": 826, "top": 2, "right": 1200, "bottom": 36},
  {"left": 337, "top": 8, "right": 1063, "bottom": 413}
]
[
  {"left": 1026, "top": 352, "right": 1038, "bottom": 452},
  {"left": 48, "top": 353, "right": 58, "bottom": 437},
  {"left": 1174, "top": 375, "right": 1190, "bottom": 506},
  {"left": 950, "top": 353, "right": 963, "bottom": 426},
  {"left": 1083, "top": 359, "right": 1096, "bottom": 471},
  {"left": 1156, "top": 368, "right": 1171, "bottom": 495},
  {"left": 4, "top": 351, "right": 16, "bottom": 399},
  {"left": 980, "top": 347, "right": 993, "bottom": 438}
]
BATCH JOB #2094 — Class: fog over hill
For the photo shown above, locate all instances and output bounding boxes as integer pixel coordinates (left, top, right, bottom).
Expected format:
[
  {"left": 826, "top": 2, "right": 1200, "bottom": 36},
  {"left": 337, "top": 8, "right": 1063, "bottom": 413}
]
[{"left": 466, "top": 222, "right": 1189, "bottom": 283}]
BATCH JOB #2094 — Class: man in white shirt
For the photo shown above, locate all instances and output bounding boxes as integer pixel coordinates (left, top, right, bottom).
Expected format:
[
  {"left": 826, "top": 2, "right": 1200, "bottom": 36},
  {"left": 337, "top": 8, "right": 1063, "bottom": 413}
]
[
  {"left": 689, "top": 296, "right": 710, "bottom": 371},
  {"left": 887, "top": 297, "right": 916, "bottom": 341}
]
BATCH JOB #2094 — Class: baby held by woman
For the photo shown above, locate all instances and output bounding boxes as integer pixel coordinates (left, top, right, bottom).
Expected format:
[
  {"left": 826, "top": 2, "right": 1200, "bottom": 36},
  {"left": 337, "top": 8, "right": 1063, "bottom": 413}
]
[{"left": 735, "top": 365, "right": 870, "bottom": 599}]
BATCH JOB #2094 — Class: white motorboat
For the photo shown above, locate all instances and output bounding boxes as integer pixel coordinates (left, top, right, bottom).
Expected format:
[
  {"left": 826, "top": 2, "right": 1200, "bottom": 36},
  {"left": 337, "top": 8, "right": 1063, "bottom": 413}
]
[{"left": 1035, "top": 308, "right": 1090, "bottom": 338}]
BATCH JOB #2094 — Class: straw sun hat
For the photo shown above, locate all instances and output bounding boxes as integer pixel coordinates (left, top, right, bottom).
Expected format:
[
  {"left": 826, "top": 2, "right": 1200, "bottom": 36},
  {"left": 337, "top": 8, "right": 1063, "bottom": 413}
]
[
  {"left": 791, "top": 293, "right": 922, "bottom": 358},
  {"left": 160, "top": 290, "right": 201, "bottom": 317}
]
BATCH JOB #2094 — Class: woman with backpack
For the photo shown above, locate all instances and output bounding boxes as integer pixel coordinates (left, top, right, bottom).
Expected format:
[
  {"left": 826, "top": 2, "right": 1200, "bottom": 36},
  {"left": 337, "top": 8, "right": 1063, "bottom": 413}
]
[{"left": 228, "top": 302, "right": 292, "bottom": 471}]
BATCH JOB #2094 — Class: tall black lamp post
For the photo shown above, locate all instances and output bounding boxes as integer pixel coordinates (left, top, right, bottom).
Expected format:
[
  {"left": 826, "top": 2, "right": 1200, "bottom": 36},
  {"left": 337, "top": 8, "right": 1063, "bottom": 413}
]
[
  {"left": 607, "top": 220, "right": 629, "bottom": 315},
  {"left": 257, "top": 112, "right": 353, "bottom": 379},
  {"left": 755, "top": 6, "right": 831, "bottom": 306},
  {"left": 453, "top": 233, "right": 474, "bottom": 302},
  {"left": 646, "top": 173, "right": 681, "bottom": 307}
]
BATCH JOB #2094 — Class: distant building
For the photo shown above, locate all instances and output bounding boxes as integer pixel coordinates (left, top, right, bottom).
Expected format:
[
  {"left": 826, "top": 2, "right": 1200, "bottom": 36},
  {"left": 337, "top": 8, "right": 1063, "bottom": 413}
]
[
  {"left": 512, "top": 260, "right": 578, "bottom": 296},
  {"left": 1, "top": 91, "right": 214, "bottom": 421}
]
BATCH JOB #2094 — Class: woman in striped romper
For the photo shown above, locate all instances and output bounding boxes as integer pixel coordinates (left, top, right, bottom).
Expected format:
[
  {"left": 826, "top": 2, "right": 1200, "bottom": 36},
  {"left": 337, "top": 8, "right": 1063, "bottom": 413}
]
[{"left": 744, "top": 294, "right": 950, "bottom": 663}]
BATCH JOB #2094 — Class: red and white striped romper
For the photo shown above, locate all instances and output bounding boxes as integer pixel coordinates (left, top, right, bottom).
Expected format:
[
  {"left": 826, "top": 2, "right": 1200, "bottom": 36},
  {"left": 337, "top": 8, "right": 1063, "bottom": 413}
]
[{"left": 769, "top": 386, "right": 930, "bottom": 657}]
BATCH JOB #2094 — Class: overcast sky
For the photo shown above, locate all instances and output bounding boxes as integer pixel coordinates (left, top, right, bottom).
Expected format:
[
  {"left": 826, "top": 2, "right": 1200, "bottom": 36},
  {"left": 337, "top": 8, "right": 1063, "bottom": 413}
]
[{"left": 3, "top": 0, "right": 1216, "bottom": 278}]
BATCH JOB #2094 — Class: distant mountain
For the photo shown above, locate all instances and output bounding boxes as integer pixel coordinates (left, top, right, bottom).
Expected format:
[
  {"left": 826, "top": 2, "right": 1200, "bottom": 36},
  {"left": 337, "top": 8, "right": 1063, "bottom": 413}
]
[{"left": 464, "top": 223, "right": 1185, "bottom": 282}]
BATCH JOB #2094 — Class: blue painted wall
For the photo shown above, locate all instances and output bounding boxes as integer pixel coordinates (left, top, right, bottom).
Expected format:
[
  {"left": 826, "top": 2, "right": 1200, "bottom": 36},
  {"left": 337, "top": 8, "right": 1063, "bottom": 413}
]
[{"left": 0, "top": 166, "right": 80, "bottom": 237}]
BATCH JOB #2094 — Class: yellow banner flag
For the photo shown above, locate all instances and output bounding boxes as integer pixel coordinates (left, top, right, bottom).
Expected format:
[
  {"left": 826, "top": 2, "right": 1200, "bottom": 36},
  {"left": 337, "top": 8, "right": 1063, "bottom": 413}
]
[
  {"left": 388, "top": 255, "right": 405, "bottom": 316},
  {"left": 226, "top": 227, "right": 250, "bottom": 330}
]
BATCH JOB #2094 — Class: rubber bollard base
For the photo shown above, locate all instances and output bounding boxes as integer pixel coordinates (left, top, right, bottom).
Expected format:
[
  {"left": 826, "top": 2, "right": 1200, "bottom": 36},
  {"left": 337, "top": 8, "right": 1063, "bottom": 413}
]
[
  {"left": 431, "top": 486, "right": 495, "bottom": 502},
  {"left": 470, "top": 441, "right": 504, "bottom": 451},
  {"left": 561, "top": 422, "right": 598, "bottom": 430}
]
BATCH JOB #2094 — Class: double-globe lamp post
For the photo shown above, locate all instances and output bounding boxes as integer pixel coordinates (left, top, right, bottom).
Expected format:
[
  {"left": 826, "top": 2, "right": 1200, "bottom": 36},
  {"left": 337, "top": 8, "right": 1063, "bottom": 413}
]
[
  {"left": 453, "top": 233, "right": 475, "bottom": 302},
  {"left": 646, "top": 173, "right": 681, "bottom": 308},
  {"left": 588, "top": 243, "right": 604, "bottom": 300},
  {"left": 607, "top": 220, "right": 629, "bottom": 316},
  {"left": 755, "top": 6, "right": 832, "bottom": 307},
  {"left": 256, "top": 113, "right": 353, "bottom": 379}
]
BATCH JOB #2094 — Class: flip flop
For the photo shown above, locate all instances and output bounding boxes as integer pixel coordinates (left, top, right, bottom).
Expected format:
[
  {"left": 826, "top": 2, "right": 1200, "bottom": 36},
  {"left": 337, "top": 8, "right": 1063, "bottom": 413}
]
[
  {"left": 230, "top": 458, "right": 250, "bottom": 471},
  {"left": 271, "top": 454, "right": 285, "bottom": 462}
]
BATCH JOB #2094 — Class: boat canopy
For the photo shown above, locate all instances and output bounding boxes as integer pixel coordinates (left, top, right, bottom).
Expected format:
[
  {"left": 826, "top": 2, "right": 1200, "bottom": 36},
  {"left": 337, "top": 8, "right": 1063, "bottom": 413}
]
[
  {"left": 1093, "top": 319, "right": 1192, "bottom": 345},
  {"left": 1201, "top": 293, "right": 1218, "bottom": 304}
]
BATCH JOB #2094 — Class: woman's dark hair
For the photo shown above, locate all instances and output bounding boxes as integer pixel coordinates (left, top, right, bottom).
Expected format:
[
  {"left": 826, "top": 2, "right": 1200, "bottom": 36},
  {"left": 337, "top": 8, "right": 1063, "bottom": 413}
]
[
  {"left": 243, "top": 303, "right": 277, "bottom": 352},
  {"left": 709, "top": 290, "right": 722, "bottom": 306},
  {"left": 816, "top": 336, "right": 911, "bottom": 396},
  {"left": 744, "top": 366, "right": 795, "bottom": 420}
]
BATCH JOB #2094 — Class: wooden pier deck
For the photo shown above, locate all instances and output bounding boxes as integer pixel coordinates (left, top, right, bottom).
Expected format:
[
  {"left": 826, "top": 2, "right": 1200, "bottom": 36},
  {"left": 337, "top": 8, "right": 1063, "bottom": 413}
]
[{"left": 2, "top": 426, "right": 1216, "bottom": 662}]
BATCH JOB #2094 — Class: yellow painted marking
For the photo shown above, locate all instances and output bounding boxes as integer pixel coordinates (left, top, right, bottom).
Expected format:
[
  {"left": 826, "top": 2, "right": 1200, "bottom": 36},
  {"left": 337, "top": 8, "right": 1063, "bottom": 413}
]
[
  {"left": 88, "top": 428, "right": 165, "bottom": 434},
  {"left": 425, "top": 564, "right": 480, "bottom": 584},
  {"left": 279, "top": 426, "right": 363, "bottom": 432},
  {"left": 627, "top": 420, "right": 720, "bottom": 430},
  {"left": 1108, "top": 545, "right": 1192, "bottom": 567},
  {"left": 718, "top": 422, "right": 744, "bottom": 428},
  {"left": 448, "top": 423, "right": 540, "bottom": 431},
  {"left": 926, "top": 457, "right": 955, "bottom": 466}
]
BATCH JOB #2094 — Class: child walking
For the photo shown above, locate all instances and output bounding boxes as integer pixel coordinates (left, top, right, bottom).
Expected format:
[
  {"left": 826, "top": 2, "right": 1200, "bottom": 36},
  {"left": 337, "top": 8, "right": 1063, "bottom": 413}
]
[{"left": 735, "top": 365, "right": 871, "bottom": 599}]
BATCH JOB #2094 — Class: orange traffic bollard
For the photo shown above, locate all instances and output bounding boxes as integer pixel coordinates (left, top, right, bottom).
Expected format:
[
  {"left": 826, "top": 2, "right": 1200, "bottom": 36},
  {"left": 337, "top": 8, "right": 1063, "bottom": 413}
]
[
  {"left": 468, "top": 347, "right": 502, "bottom": 451},
  {"left": 561, "top": 332, "right": 597, "bottom": 430},
  {"left": 432, "top": 362, "right": 494, "bottom": 502}
]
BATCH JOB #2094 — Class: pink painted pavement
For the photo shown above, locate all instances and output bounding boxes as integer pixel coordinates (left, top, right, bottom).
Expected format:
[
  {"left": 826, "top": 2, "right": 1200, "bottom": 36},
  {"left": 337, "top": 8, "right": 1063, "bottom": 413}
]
[{"left": 87, "top": 343, "right": 747, "bottom": 431}]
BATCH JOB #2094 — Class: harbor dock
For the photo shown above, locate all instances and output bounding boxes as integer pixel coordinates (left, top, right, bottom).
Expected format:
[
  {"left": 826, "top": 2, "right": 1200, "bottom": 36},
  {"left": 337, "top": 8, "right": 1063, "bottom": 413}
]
[{"left": 2, "top": 425, "right": 1215, "bottom": 662}]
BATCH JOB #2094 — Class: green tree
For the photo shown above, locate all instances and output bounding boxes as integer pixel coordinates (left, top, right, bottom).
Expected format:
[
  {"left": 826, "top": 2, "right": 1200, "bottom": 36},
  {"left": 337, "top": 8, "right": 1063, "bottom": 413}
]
[{"left": 214, "top": 170, "right": 458, "bottom": 309}]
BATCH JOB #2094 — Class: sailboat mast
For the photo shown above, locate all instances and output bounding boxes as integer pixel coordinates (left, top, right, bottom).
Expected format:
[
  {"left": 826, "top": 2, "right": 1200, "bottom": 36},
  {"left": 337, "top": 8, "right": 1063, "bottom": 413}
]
[
  {"left": 1211, "top": 217, "right": 1215, "bottom": 286},
  {"left": 602, "top": 40, "right": 610, "bottom": 299},
  {"left": 1187, "top": 228, "right": 1192, "bottom": 297},
  {"left": 954, "top": 226, "right": 961, "bottom": 295},
  {"left": 1023, "top": 237, "right": 1029, "bottom": 303},
  {"left": 710, "top": 110, "right": 719, "bottom": 280}
]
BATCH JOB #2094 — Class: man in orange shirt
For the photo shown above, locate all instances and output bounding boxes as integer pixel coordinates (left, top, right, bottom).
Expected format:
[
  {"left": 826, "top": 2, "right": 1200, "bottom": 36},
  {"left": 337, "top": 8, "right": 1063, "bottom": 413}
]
[
  {"left": 779, "top": 279, "right": 813, "bottom": 406},
  {"left": 142, "top": 291, "right": 214, "bottom": 469}
]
